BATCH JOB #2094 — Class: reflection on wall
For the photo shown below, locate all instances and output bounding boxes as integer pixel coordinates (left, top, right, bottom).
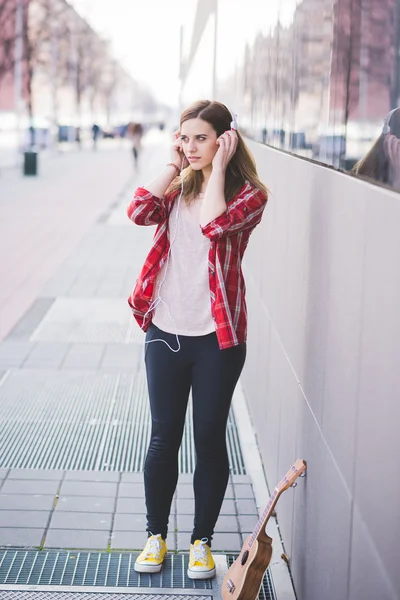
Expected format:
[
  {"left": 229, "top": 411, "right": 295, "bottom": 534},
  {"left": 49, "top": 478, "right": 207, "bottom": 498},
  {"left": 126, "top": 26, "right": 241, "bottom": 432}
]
[
  {"left": 329, "top": 0, "right": 397, "bottom": 167},
  {"left": 178, "top": 0, "right": 400, "bottom": 183}
]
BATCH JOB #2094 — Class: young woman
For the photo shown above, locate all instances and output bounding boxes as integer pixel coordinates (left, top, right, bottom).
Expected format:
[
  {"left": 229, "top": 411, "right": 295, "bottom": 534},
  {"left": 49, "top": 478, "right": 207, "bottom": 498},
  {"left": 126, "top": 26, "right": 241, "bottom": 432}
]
[
  {"left": 352, "top": 107, "right": 400, "bottom": 191},
  {"left": 127, "top": 100, "right": 268, "bottom": 579}
]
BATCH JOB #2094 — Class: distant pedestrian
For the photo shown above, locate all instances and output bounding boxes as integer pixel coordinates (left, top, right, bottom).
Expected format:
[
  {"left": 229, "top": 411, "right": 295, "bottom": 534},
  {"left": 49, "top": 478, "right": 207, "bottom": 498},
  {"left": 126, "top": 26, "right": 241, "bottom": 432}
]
[
  {"left": 127, "top": 122, "right": 143, "bottom": 167},
  {"left": 92, "top": 124, "right": 100, "bottom": 151}
]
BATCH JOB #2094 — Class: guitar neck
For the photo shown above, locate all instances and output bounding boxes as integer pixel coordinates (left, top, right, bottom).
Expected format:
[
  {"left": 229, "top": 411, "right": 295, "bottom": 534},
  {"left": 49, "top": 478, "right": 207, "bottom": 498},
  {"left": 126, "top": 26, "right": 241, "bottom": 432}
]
[
  {"left": 248, "top": 488, "right": 282, "bottom": 546},
  {"left": 246, "top": 460, "right": 306, "bottom": 547}
]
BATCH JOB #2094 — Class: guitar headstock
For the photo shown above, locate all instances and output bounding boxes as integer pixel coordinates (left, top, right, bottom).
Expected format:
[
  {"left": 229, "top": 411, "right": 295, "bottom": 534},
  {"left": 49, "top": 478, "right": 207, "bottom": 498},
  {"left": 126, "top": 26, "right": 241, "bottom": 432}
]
[{"left": 276, "top": 459, "right": 307, "bottom": 492}]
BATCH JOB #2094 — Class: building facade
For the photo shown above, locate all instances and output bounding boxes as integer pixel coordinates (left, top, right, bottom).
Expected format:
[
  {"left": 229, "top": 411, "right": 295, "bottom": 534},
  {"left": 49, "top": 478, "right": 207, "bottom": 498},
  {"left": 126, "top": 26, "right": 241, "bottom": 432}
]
[
  {"left": 181, "top": 2, "right": 400, "bottom": 600},
  {"left": 181, "top": 0, "right": 400, "bottom": 171}
]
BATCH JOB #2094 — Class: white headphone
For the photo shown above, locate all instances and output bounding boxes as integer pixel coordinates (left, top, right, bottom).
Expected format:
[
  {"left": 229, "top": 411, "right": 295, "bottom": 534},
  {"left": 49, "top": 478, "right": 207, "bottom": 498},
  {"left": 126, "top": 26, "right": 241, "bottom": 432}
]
[
  {"left": 382, "top": 108, "right": 397, "bottom": 134},
  {"left": 230, "top": 110, "right": 238, "bottom": 131}
]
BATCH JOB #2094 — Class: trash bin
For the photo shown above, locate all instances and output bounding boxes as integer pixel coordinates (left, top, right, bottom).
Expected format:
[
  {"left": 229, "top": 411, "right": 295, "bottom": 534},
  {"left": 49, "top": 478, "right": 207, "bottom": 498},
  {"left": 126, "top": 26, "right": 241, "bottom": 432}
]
[{"left": 23, "top": 151, "right": 38, "bottom": 176}]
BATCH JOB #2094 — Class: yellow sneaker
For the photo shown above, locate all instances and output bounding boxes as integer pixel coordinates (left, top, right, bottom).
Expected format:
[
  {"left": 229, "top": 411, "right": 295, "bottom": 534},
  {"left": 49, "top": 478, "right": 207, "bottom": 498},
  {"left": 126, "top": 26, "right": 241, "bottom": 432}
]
[
  {"left": 187, "top": 538, "right": 216, "bottom": 579},
  {"left": 134, "top": 534, "right": 167, "bottom": 573}
]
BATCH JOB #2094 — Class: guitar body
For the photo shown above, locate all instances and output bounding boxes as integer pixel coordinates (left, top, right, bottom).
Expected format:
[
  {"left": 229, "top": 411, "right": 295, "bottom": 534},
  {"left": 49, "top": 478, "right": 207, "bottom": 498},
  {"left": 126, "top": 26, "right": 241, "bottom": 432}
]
[{"left": 222, "top": 534, "right": 273, "bottom": 600}]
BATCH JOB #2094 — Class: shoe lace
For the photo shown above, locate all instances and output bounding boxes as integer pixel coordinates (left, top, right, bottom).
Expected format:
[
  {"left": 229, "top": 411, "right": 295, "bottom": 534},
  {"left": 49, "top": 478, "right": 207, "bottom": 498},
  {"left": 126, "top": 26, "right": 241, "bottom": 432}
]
[
  {"left": 192, "top": 538, "right": 209, "bottom": 564},
  {"left": 144, "top": 534, "right": 163, "bottom": 559}
]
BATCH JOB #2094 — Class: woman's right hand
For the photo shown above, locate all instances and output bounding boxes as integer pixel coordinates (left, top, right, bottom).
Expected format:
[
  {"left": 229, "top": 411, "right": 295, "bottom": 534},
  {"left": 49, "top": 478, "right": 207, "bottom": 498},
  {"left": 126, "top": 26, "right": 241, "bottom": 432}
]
[{"left": 171, "top": 130, "right": 189, "bottom": 170}]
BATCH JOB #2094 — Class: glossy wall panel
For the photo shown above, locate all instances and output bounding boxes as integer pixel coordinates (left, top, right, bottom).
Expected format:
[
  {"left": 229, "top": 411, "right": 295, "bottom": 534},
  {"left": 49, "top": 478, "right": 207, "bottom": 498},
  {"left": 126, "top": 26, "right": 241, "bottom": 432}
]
[
  {"left": 244, "top": 139, "right": 400, "bottom": 600},
  {"left": 181, "top": 0, "right": 400, "bottom": 192}
]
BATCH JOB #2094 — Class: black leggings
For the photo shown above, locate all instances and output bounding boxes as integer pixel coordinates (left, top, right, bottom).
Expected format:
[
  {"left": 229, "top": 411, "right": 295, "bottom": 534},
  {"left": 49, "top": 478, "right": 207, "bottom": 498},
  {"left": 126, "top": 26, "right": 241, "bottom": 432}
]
[{"left": 144, "top": 323, "right": 246, "bottom": 546}]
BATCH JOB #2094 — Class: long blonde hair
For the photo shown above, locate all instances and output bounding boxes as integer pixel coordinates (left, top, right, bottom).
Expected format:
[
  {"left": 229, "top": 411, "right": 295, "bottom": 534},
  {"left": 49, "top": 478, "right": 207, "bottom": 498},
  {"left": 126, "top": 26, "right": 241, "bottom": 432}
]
[
  {"left": 166, "top": 100, "right": 268, "bottom": 203},
  {"left": 352, "top": 107, "right": 400, "bottom": 184}
]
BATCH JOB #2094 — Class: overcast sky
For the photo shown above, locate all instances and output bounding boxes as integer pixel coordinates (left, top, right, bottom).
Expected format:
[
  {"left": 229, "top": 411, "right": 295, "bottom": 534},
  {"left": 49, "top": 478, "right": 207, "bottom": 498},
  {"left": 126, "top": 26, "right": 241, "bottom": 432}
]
[
  {"left": 69, "top": 0, "right": 186, "bottom": 106},
  {"left": 68, "top": 0, "right": 297, "bottom": 109}
]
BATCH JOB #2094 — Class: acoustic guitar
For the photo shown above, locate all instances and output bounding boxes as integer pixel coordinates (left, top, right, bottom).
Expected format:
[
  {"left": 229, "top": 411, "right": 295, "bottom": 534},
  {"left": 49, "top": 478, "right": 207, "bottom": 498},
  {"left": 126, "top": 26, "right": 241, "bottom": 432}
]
[{"left": 222, "top": 459, "right": 307, "bottom": 600}]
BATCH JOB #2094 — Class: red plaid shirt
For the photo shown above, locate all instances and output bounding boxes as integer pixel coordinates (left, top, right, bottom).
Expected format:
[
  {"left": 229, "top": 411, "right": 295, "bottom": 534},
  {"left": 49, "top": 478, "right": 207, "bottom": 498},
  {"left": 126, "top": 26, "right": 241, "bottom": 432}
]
[{"left": 127, "top": 182, "right": 268, "bottom": 350}]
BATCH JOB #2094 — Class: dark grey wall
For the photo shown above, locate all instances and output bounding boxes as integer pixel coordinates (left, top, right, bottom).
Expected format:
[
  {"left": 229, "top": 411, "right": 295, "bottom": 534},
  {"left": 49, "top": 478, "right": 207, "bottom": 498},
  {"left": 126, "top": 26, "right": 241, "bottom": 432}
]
[{"left": 242, "top": 141, "right": 400, "bottom": 600}]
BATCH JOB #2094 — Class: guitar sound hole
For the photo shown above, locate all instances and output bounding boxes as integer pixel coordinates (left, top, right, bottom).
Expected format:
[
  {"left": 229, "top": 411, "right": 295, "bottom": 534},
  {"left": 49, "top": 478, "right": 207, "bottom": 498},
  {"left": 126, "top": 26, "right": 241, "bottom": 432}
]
[{"left": 241, "top": 550, "right": 249, "bottom": 566}]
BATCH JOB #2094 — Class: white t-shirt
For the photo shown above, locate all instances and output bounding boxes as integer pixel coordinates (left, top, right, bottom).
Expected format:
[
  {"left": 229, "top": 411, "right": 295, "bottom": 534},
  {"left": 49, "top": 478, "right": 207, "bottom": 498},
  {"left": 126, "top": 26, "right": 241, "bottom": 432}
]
[{"left": 152, "top": 193, "right": 215, "bottom": 336}]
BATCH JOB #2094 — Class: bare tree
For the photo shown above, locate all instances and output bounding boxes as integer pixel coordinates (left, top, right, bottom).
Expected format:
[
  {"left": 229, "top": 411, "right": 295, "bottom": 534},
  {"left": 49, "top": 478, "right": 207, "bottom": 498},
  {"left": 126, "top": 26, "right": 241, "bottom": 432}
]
[
  {"left": 18, "top": 0, "right": 71, "bottom": 147},
  {"left": 0, "top": 1, "right": 18, "bottom": 89},
  {"left": 100, "top": 57, "right": 121, "bottom": 127},
  {"left": 332, "top": 0, "right": 396, "bottom": 130},
  {"left": 65, "top": 17, "right": 99, "bottom": 138}
]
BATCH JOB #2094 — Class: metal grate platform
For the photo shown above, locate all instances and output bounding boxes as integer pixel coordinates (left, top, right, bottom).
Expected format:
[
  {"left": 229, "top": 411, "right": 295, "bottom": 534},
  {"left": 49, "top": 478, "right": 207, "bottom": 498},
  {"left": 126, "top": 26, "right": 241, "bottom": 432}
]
[
  {"left": 0, "top": 551, "right": 212, "bottom": 590},
  {"left": 0, "top": 594, "right": 211, "bottom": 599},
  {"left": 226, "top": 556, "right": 276, "bottom": 600},
  {"left": 0, "top": 371, "right": 245, "bottom": 473}
]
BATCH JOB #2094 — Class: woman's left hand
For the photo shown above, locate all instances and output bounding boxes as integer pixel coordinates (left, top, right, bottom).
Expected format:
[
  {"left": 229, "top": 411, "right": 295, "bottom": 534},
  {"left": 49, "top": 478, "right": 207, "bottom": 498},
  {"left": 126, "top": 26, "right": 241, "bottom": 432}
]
[{"left": 212, "top": 130, "right": 238, "bottom": 172}]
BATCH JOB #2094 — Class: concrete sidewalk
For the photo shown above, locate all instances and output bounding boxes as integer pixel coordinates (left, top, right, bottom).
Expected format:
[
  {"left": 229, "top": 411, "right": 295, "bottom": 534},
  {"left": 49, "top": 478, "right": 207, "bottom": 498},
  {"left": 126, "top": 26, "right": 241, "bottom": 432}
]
[
  {"left": 0, "top": 137, "right": 135, "bottom": 341},
  {"left": 0, "top": 130, "right": 287, "bottom": 599}
]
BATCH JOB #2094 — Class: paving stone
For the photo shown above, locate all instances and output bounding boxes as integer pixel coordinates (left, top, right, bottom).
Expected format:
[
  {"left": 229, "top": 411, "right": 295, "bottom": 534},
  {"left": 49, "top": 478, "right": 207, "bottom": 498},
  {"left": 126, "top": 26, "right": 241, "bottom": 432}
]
[
  {"left": 233, "top": 484, "right": 254, "bottom": 499},
  {"left": 95, "top": 282, "right": 126, "bottom": 297},
  {"left": 220, "top": 499, "right": 237, "bottom": 515},
  {"left": 230, "top": 474, "right": 252, "bottom": 483},
  {"left": 0, "top": 528, "right": 44, "bottom": 547},
  {"left": 0, "top": 494, "right": 55, "bottom": 511},
  {"left": 113, "top": 513, "right": 147, "bottom": 531},
  {"left": 101, "top": 344, "right": 142, "bottom": 368},
  {"left": 236, "top": 498, "right": 258, "bottom": 515},
  {"left": 0, "top": 342, "right": 34, "bottom": 368},
  {"left": 176, "top": 486, "right": 194, "bottom": 499},
  {"left": 176, "top": 498, "right": 194, "bottom": 515},
  {"left": 177, "top": 474, "right": 194, "bottom": 484},
  {"left": 175, "top": 514, "right": 194, "bottom": 533},
  {"left": 49, "top": 511, "right": 112, "bottom": 531},
  {"left": 177, "top": 532, "right": 242, "bottom": 552},
  {"left": 44, "top": 529, "right": 109, "bottom": 550},
  {"left": 110, "top": 530, "right": 150, "bottom": 550},
  {"left": 118, "top": 482, "right": 145, "bottom": 498},
  {"left": 212, "top": 533, "right": 242, "bottom": 552},
  {"left": 176, "top": 497, "right": 236, "bottom": 516},
  {"left": 60, "top": 481, "right": 118, "bottom": 497},
  {"left": 8, "top": 469, "right": 64, "bottom": 481},
  {"left": 176, "top": 514, "right": 239, "bottom": 533},
  {"left": 176, "top": 484, "right": 234, "bottom": 500},
  {"left": 1, "top": 480, "right": 59, "bottom": 495},
  {"left": 62, "top": 344, "right": 106, "bottom": 369},
  {"left": 55, "top": 495, "right": 115, "bottom": 513},
  {"left": 64, "top": 471, "right": 119, "bottom": 483},
  {"left": 7, "top": 299, "right": 55, "bottom": 340},
  {"left": 116, "top": 497, "right": 146, "bottom": 514},
  {"left": 215, "top": 515, "right": 240, "bottom": 532},
  {"left": 0, "top": 469, "right": 9, "bottom": 480},
  {"left": 22, "top": 343, "right": 70, "bottom": 369},
  {"left": 113, "top": 514, "right": 176, "bottom": 532},
  {"left": 0, "top": 510, "right": 50, "bottom": 528},
  {"left": 237, "top": 514, "right": 259, "bottom": 533},
  {"left": 120, "top": 473, "right": 144, "bottom": 483}
]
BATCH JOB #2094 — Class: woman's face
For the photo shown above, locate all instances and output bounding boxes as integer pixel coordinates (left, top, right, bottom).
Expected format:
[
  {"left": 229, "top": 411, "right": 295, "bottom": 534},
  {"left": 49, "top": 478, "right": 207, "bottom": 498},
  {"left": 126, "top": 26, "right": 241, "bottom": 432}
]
[{"left": 180, "top": 118, "right": 218, "bottom": 171}]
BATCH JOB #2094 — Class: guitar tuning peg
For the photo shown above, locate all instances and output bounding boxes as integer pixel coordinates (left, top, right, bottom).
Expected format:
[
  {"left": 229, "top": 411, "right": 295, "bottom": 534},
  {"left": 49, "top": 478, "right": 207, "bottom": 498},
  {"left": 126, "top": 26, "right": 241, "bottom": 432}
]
[
  {"left": 300, "top": 472, "right": 306, "bottom": 478},
  {"left": 290, "top": 482, "right": 298, "bottom": 488}
]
